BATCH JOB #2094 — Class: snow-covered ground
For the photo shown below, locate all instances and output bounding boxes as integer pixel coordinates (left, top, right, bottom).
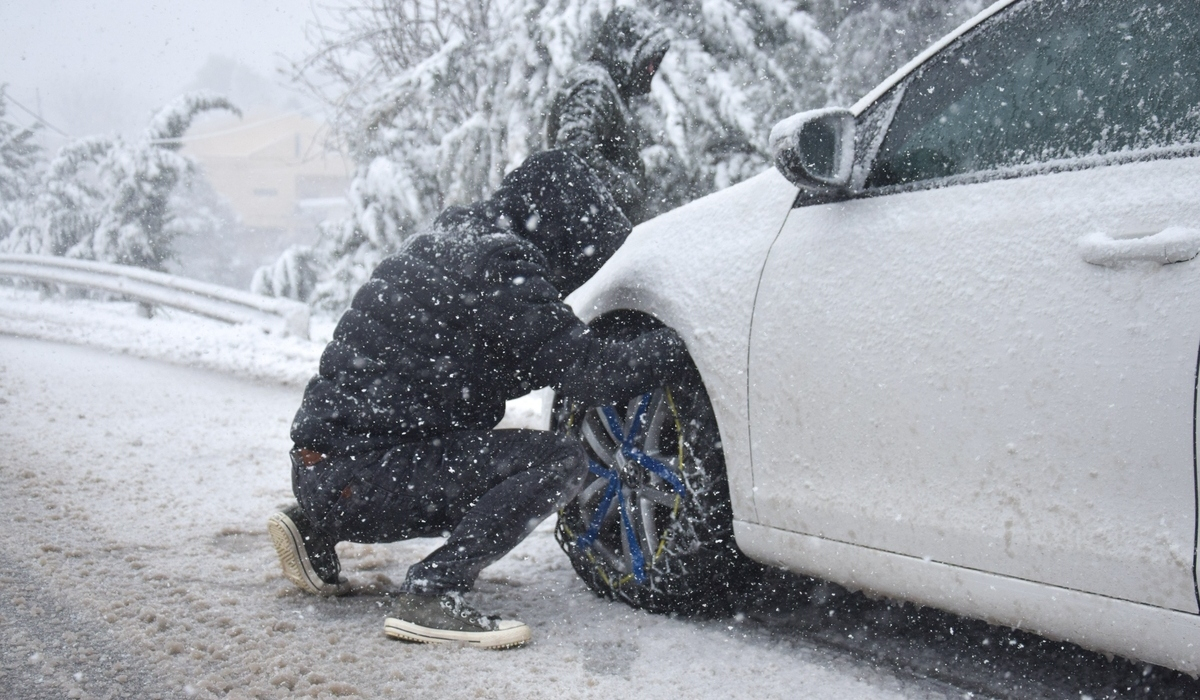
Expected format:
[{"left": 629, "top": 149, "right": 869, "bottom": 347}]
[
  {"left": 3, "top": 289, "right": 1198, "bottom": 700},
  {"left": 0, "top": 290, "right": 949, "bottom": 699}
]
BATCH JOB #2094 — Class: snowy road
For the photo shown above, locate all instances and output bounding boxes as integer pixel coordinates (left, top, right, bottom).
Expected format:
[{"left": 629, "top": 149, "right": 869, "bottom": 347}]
[
  {"left": 0, "top": 335, "right": 967, "bottom": 700},
  {"left": 3, "top": 329, "right": 1200, "bottom": 699}
]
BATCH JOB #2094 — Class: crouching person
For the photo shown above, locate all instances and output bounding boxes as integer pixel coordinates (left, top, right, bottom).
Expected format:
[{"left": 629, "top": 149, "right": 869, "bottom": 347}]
[{"left": 267, "top": 150, "right": 687, "bottom": 649}]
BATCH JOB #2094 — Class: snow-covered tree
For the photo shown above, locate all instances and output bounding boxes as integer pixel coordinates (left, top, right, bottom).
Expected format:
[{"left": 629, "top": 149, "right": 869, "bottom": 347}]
[
  {"left": 823, "top": 0, "right": 985, "bottom": 105},
  {"left": 1, "top": 91, "right": 239, "bottom": 271},
  {"left": 268, "top": 0, "right": 578, "bottom": 309},
  {"left": 636, "top": 0, "right": 831, "bottom": 211},
  {"left": 259, "top": 0, "right": 833, "bottom": 309},
  {"left": 258, "top": 0, "right": 982, "bottom": 310},
  {"left": 0, "top": 86, "right": 44, "bottom": 242},
  {"left": 251, "top": 243, "right": 321, "bottom": 303}
]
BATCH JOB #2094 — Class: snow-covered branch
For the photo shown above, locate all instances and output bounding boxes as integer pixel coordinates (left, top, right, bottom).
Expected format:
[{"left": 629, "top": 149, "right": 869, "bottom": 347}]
[{"left": 0, "top": 91, "right": 240, "bottom": 272}]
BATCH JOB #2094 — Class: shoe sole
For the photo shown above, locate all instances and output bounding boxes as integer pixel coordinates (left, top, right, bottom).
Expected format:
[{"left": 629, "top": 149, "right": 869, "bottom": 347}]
[
  {"left": 267, "top": 512, "right": 350, "bottom": 596},
  {"left": 383, "top": 617, "right": 531, "bottom": 649}
]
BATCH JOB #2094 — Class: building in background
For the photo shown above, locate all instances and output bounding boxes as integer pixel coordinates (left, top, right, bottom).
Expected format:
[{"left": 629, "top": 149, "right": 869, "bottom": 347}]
[{"left": 180, "top": 109, "right": 351, "bottom": 283}]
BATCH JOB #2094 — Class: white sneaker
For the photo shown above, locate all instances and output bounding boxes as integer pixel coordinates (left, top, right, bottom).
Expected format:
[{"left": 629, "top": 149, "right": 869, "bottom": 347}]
[
  {"left": 267, "top": 506, "right": 350, "bottom": 596},
  {"left": 384, "top": 593, "right": 531, "bottom": 649}
]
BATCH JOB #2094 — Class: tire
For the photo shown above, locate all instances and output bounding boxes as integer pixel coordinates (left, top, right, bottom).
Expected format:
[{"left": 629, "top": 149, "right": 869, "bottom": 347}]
[{"left": 554, "top": 313, "right": 757, "bottom": 615}]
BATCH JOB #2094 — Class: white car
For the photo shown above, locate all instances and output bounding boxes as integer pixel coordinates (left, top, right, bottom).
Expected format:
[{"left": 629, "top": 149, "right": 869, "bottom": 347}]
[{"left": 553, "top": 0, "right": 1200, "bottom": 676}]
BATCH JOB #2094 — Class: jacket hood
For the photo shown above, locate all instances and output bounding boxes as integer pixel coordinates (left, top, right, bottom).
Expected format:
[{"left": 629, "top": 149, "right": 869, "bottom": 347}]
[
  {"left": 497, "top": 150, "right": 631, "bottom": 294},
  {"left": 439, "top": 150, "right": 631, "bottom": 295},
  {"left": 591, "top": 7, "right": 670, "bottom": 98}
]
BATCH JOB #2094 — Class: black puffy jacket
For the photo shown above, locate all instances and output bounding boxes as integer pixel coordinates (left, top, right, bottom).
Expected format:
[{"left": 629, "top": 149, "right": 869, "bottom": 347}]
[
  {"left": 291, "top": 151, "right": 688, "bottom": 456},
  {"left": 547, "top": 7, "right": 669, "bottom": 224}
]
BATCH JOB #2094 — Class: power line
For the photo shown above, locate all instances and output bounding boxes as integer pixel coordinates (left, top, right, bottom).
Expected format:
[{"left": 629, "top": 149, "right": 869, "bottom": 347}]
[
  {"left": 1, "top": 91, "right": 72, "bottom": 138},
  {"left": 148, "top": 109, "right": 319, "bottom": 145}
]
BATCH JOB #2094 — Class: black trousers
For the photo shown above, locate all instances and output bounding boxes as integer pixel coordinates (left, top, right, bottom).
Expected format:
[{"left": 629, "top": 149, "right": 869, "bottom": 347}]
[{"left": 292, "top": 430, "right": 588, "bottom": 595}]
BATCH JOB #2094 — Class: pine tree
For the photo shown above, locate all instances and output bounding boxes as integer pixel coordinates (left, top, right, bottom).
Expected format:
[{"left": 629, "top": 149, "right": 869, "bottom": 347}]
[
  {"left": 88, "top": 92, "right": 241, "bottom": 269},
  {"left": 275, "top": 0, "right": 576, "bottom": 309},
  {"left": 1, "top": 91, "right": 239, "bottom": 270},
  {"left": 635, "top": 0, "right": 832, "bottom": 213},
  {"left": 3, "top": 137, "right": 112, "bottom": 257},
  {"left": 0, "top": 86, "right": 44, "bottom": 243}
]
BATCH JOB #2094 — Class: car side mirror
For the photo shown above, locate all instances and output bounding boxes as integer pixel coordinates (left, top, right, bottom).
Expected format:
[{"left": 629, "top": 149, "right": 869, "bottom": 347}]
[{"left": 770, "top": 108, "right": 855, "bottom": 191}]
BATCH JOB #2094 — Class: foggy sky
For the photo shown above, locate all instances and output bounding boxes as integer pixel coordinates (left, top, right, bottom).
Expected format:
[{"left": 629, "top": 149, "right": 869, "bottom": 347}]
[{"left": 0, "top": 0, "right": 339, "bottom": 144}]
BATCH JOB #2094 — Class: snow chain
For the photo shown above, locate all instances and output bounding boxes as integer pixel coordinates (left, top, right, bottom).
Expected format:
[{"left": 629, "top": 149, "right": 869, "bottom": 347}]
[{"left": 568, "top": 388, "right": 688, "bottom": 586}]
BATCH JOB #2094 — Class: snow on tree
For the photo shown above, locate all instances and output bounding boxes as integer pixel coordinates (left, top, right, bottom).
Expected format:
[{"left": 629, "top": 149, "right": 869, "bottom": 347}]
[
  {"left": 2, "top": 137, "right": 112, "bottom": 257},
  {"left": 0, "top": 86, "right": 44, "bottom": 243},
  {"left": 823, "top": 0, "right": 985, "bottom": 106},
  {"left": 87, "top": 92, "right": 242, "bottom": 269},
  {"left": 257, "top": 0, "right": 981, "bottom": 310},
  {"left": 636, "top": 0, "right": 832, "bottom": 212},
  {"left": 251, "top": 243, "right": 320, "bottom": 303},
  {"left": 258, "top": 0, "right": 573, "bottom": 309},
  {"left": 257, "top": 0, "right": 831, "bottom": 309},
  {"left": 0, "top": 91, "right": 240, "bottom": 271}
]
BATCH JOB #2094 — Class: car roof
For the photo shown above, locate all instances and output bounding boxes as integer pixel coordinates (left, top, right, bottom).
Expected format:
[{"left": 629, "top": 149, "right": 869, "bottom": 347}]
[{"left": 851, "top": 0, "right": 1021, "bottom": 116}]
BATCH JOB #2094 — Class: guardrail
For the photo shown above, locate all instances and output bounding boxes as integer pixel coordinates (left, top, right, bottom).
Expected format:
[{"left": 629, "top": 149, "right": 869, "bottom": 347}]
[{"left": 0, "top": 254, "right": 310, "bottom": 339}]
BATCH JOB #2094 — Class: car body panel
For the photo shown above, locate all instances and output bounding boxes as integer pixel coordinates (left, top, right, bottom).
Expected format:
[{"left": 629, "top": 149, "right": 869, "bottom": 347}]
[
  {"left": 747, "top": 156, "right": 1200, "bottom": 614},
  {"left": 566, "top": 0, "right": 1200, "bottom": 675},
  {"left": 567, "top": 167, "right": 797, "bottom": 523}
]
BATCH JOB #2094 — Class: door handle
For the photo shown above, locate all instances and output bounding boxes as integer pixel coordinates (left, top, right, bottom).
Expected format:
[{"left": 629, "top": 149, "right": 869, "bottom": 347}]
[{"left": 1079, "top": 227, "right": 1200, "bottom": 267}]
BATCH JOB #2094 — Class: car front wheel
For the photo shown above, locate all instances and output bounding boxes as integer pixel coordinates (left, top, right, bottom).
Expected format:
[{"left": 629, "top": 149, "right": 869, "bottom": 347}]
[{"left": 554, "top": 320, "right": 756, "bottom": 615}]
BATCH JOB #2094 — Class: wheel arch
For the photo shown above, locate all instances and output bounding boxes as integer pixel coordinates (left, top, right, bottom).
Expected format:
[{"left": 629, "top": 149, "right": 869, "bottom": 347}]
[{"left": 565, "top": 167, "right": 798, "bottom": 527}]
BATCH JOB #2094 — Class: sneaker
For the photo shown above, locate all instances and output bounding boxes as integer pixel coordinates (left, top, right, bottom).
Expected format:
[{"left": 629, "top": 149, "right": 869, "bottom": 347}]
[
  {"left": 383, "top": 592, "right": 531, "bottom": 649},
  {"left": 267, "top": 505, "right": 350, "bottom": 596}
]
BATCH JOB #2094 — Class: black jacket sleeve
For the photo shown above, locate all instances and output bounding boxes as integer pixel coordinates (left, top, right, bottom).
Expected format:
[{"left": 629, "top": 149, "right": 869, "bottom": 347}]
[
  {"left": 476, "top": 234, "right": 689, "bottom": 408},
  {"left": 532, "top": 325, "right": 689, "bottom": 407},
  {"left": 551, "top": 78, "right": 643, "bottom": 215}
]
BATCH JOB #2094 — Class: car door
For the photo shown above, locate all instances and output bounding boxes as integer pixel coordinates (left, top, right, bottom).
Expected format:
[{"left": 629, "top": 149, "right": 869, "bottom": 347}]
[{"left": 747, "top": 0, "right": 1200, "bottom": 612}]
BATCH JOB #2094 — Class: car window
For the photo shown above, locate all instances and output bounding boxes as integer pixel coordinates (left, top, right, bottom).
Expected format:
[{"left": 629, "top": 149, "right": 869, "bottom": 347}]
[{"left": 866, "top": 0, "right": 1200, "bottom": 189}]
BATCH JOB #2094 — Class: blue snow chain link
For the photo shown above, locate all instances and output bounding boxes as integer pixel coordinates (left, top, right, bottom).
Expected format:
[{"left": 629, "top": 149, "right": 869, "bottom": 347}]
[{"left": 576, "top": 392, "right": 687, "bottom": 584}]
